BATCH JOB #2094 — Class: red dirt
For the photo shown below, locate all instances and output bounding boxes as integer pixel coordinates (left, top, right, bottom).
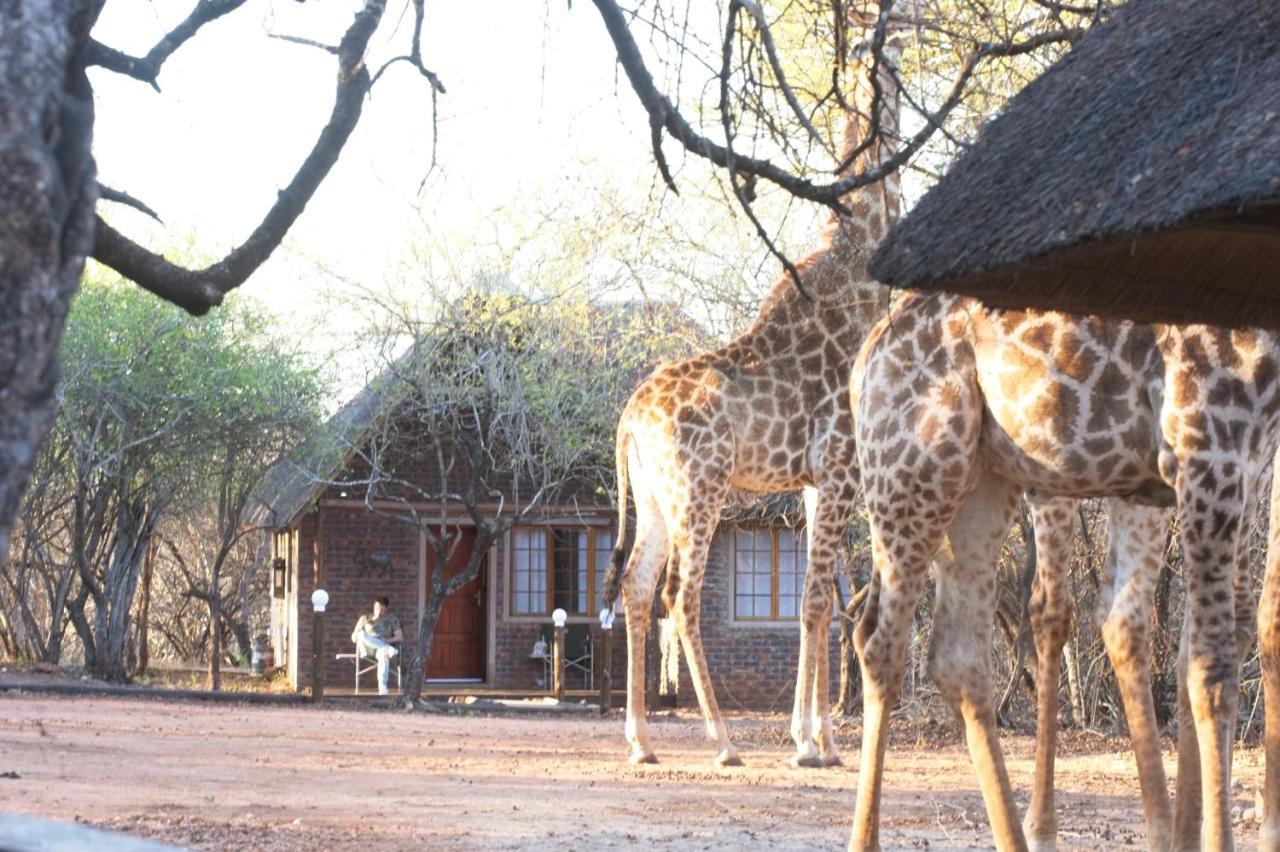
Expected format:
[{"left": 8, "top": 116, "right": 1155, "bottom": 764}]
[{"left": 0, "top": 687, "right": 1267, "bottom": 850}]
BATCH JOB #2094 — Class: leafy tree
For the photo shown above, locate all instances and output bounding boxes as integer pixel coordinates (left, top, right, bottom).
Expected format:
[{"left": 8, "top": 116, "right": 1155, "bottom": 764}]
[{"left": 1, "top": 274, "right": 324, "bottom": 681}]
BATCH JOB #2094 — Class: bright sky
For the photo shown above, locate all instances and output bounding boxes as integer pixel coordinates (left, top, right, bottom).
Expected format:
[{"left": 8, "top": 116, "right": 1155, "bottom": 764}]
[{"left": 89, "top": 1, "right": 696, "bottom": 324}]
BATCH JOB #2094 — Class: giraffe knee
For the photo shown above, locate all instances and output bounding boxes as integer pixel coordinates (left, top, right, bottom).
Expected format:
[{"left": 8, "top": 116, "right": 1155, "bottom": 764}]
[{"left": 1100, "top": 610, "right": 1147, "bottom": 670}]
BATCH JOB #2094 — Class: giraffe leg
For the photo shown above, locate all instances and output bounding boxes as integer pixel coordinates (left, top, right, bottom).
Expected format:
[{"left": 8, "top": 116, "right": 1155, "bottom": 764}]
[
  {"left": 813, "top": 608, "right": 842, "bottom": 766},
  {"left": 927, "top": 471, "right": 1028, "bottom": 852},
  {"left": 791, "top": 485, "right": 846, "bottom": 768},
  {"left": 1171, "top": 527, "right": 1255, "bottom": 850},
  {"left": 1097, "top": 500, "right": 1174, "bottom": 852},
  {"left": 1023, "top": 497, "right": 1078, "bottom": 852},
  {"left": 1176, "top": 460, "right": 1245, "bottom": 852},
  {"left": 620, "top": 507, "right": 668, "bottom": 765},
  {"left": 1172, "top": 613, "right": 1202, "bottom": 851},
  {"left": 850, "top": 538, "right": 928, "bottom": 852},
  {"left": 670, "top": 492, "right": 740, "bottom": 767},
  {"left": 1256, "top": 460, "right": 1280, "bottom": 851}
]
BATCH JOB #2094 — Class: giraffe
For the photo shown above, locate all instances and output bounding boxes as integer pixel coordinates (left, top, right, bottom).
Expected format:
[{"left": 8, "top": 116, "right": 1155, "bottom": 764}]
[
  {"left": 848, "top": 293, "right": 1280, "bottom": 851},
  {"left": 601, "top": 12, "right": 907, "bottom": 768}
]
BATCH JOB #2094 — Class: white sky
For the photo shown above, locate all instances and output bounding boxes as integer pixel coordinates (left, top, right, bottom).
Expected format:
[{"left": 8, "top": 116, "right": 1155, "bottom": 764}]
[{"left": 89, "top": 1, "right": 700, "bottom": 321}]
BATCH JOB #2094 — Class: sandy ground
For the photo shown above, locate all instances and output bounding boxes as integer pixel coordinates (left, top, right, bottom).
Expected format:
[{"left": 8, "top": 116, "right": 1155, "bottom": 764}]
[{"left": 0, "top": 687, "right": 1268, "bottom": 851}]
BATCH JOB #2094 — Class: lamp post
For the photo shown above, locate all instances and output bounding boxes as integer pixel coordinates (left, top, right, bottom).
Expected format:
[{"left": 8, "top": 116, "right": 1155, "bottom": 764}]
[
  {"left": 310, "top": 589, "right": 329, "bottom": 702},
  {"left": 551, "top": 607, "right": 567, "bottom": 701},
  {"left": 598, "top": 607, "right": 615, "bottom": 715}
]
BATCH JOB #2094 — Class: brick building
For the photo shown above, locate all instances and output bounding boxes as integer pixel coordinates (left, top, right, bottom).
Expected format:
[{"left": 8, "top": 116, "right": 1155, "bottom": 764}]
[{"left": 252, "top": 368, "right": 844, "bottom": 710}]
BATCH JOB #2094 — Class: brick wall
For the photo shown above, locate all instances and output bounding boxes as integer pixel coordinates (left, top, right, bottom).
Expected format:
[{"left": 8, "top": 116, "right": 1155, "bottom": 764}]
[
  {"left": 287, "top": 502, "right": 840, "bottom": 710},
  {"left": 293, "top": 506, "right": 420, "bottom": 690}
]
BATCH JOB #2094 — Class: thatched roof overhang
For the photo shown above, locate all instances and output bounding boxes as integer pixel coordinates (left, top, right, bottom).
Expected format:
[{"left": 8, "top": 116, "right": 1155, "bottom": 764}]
[{"left": 868, "top": 0, "right": 1280, "bottom": 328}]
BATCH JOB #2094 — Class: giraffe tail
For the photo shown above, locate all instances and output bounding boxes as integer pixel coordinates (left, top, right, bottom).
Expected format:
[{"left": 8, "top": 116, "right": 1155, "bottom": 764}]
[{"left": 601, "top": 421, "right": 631, "bottom": 609}]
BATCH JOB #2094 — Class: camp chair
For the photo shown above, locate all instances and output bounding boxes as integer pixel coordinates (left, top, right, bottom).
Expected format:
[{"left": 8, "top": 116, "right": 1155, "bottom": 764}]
[
  {"left": 536, "top": 623, "right": 593, "bottom": 690},
  {"left": 335, "top": 640, "right": 404, "bottom": 694}
]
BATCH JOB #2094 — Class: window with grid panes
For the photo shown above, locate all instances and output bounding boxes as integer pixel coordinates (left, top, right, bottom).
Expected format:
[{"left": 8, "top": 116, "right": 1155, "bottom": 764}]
[
  {"left": 510, "top": 526, "right": 614, "bottom": 616},
  {"left": 734, "top": 527, "right": 808, "bottom": 621}
]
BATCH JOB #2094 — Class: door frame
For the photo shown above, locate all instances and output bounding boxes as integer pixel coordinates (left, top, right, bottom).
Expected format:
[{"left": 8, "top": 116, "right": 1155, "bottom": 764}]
[{"left": 418, "top": 525, "right": 494, "bottom": 684}]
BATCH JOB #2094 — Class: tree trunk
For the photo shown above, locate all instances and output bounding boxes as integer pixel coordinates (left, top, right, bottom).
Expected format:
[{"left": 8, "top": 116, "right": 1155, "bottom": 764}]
[
  {"left": 90, "top": 505, "right": 155, "bottom": 682},
  {"left": 136, "top": 539, "right": 154, "bottom": 674},
  {"left": 66, "top": 584, "right": 95, "bottom": 672},
  {"left": 207, "top": 561, "right": 222, "bottom": 690},
  {"left": 833, "top": 584, "right": 869, "bottom": 717},
  {"left": 207, "top": 597, "right": 221, "bottom": 690},
  {"left": 1063, "top": 636, "right": 1085, "bottom": 727},
  {"left": 403, "top": 594, "right": 445, "bottom": 707},
  {"left": 0, "top": 3, "right": 100, "bottom": 571}
]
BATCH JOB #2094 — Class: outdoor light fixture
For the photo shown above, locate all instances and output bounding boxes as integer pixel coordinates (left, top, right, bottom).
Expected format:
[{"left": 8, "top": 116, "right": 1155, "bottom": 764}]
[
  {"left": 598, "top": 608, "right": 615, "bottom": 630},
  {"left": 311, "top": 588, "right": 329, "bottom": 613},
  {"left": 272, "top": 558, "right": 286, "bottom": 598},
  {"left": 551, "top": 608, "right": 568, "bottom": 628}
]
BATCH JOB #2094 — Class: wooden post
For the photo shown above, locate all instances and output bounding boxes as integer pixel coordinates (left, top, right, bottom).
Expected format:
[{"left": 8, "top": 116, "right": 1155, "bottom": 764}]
[
  {"left": 599, "top": 622, "right": 613, "bottom": 715},
  {"left": 553, "top": 622, "right": 565, "bottom": 701},
  {"left": 311, "top": 608, "right": 325, "bottom": 703}
]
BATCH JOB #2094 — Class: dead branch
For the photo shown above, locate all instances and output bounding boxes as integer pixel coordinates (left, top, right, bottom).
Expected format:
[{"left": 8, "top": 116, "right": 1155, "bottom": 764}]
[
  {"left": 98, "top": 184, "right": 162, "bottom": 223},
  {"left": 87, "top": 0, "right": 248, "bottom": 90},
  {"left": 90, "top": 0, "right": 388, "bottom": 315},
  {"left": 591, "top": 0, "right": 1083, "bottom": 209}
]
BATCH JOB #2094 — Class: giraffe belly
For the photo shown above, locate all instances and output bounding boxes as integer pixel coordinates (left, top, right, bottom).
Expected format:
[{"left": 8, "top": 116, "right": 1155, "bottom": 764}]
[{"left": 978, "top": 413, "right": 1173, "bottom": 506}]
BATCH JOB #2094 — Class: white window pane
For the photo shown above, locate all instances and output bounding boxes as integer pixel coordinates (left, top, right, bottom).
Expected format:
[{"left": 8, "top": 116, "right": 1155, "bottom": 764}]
[
  {"left": 778, "top": 595, "right": 797, "bottom": 618},
  {"left": 736, "top": 595, "right": 752, "bottom": 617},
  {"left": 754, "top": 596, "right": 771, "bottom": 618}
]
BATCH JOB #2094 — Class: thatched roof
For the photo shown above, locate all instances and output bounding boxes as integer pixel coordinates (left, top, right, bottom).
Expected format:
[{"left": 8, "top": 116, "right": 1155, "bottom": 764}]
[
  {"left": 245, "top": 367, "right": 397, "bottom": 529},
  {"left": 247, "top": 299, "right": 715, "bottom": 530},
  {"left": 869, "top": 0, "right": 1280, "bottom": 328}
]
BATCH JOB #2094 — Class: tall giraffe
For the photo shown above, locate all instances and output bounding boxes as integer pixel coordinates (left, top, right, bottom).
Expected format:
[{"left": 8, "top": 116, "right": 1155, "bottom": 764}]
[
  {"left": 849, "top": 294, "right": 1280, "bottom": 851},
  {"left": 602, "top": 11, "right": 906, "bottom": 767}
]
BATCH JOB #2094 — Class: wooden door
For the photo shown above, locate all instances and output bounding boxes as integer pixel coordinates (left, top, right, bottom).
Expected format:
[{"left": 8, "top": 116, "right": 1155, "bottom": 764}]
[{"left": 425, "top": 527, "right": 487, "bottom": 681}]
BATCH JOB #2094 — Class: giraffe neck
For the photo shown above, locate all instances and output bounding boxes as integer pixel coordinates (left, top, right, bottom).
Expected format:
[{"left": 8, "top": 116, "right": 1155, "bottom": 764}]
[
  {"left": 829, "top": 35, "right": 903, "bottom": 251},
  {"left": 725, "top": 31, "right": 902, "bottom": 362}
]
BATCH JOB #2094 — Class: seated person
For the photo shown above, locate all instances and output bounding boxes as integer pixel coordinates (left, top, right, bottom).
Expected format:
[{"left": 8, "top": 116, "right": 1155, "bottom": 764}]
[{"left": 351, "top": 595, "right": 404, "bottom": 695}]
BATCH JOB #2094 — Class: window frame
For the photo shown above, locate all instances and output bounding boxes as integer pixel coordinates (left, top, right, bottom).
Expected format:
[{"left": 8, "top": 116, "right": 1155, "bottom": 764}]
[
  {"left": 732, "top": 525, "right": 808, "bottom": 623},
  {"left": 508, "top": 524, "right": 613, "bottom": 619}
]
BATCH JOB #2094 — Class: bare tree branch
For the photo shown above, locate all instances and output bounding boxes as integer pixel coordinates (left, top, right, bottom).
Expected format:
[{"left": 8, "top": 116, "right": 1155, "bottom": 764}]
[
  {"left": 98, "top": 184, "right": 162, "bottom": 223},
  {"left": 90, "top": 0, "right": 388, "bottom": 315},
  {"left": 87, "top": 0, "right": 248, "bottom": 90},
  {"left": 591, "top": 0, "right": 1083, "bottom": 209}
]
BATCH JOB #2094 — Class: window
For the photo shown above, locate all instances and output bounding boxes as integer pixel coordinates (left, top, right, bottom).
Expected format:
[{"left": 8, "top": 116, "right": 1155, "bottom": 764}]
[
  {"left": 734, "top": 527, "right": 808, "bottom": 620},
  {"left": 510, "top": 526, "right": 614, "bottom": 616}
]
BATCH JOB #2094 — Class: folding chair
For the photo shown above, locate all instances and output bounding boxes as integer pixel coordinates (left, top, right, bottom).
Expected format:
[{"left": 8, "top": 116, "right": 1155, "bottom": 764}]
[
  {"left": 537, "top": 623, "right": 593, "bottom": 690},
  {"left": 335, "top": 641, "right": 404, "bottom": 693}
]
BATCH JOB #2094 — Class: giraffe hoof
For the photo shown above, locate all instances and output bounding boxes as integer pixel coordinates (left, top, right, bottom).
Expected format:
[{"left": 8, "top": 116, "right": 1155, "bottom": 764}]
[
  {"left": 821, "top": 753, "right": 844, "bottom": 768},
  {"left": 714, "top": 748, "right": 744, "bottom": 767},
  {"left": 628, "top": 750, "right": 658, "bottom": 765},
  {"left": 788, "top": 753, "right": 826, "bottom": 769}
]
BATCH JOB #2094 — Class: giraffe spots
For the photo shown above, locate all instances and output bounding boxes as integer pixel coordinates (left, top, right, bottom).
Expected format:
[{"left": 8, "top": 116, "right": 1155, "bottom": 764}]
[
  {"left": 1254, "top": 355, "right": 1277, "bottom": 395},
  {"left": 1082, "top": 435, "right": 1115, "bottom": 455},
  {"left": 1208, "top": 376, "right": 1252, "bottom": 410},
  {"left": 1057, "top": 333, "right": 1099, "bottom": 383},
  {"left": 1021, "top": 321, "right": 1055, "bottom": 352}
]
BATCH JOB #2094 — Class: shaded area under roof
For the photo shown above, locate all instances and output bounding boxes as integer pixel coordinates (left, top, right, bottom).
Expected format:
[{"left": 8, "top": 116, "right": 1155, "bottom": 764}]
[{"left": 869, "top": 0, "right": 1280, "bottom": 329}]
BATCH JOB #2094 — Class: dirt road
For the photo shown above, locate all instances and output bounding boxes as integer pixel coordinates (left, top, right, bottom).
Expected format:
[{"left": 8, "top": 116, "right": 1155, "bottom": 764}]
[{"left": 0, "top": 690, "right": 1266, "bottom": 850}]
